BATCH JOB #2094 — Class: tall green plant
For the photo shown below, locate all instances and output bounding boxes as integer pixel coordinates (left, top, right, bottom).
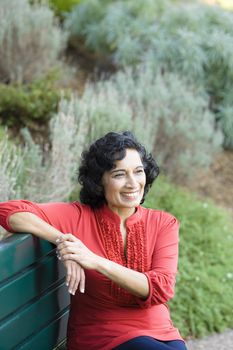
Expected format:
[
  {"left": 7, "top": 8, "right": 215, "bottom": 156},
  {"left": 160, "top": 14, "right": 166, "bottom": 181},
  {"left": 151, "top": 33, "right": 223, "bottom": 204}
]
[
  {"left": 0, "top": 0, "right": 66, "bottom": 83},
  {"left": 0, "top": 132, "right": 23, "bottom": 201}
]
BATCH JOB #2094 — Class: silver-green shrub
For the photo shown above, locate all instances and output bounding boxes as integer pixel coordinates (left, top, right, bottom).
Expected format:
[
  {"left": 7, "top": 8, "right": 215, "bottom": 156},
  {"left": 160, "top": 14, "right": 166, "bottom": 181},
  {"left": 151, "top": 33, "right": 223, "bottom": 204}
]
[
  {"left": 0, "top": 98, "right": 87, "bottom": 204},
  {"left": 54, "top": 65, "right": 222, "bottom": 181},
  {"left": 65, "top": 0, "right": 233, "bottom": 148},
  {"left": 0, "top": 0, "right": 66, "bottom": 83},
  {"left": 65, "top": 0, "right": 168, "bottom": 59},
  {"left": 101, "top": 65, "right": 223, "bottom": 180},
  {"left": 0, "top": 132, "right": 23, "bottom": 201},
  {"left": 0, "top": 64, "right": 223, "bottom": 210}
]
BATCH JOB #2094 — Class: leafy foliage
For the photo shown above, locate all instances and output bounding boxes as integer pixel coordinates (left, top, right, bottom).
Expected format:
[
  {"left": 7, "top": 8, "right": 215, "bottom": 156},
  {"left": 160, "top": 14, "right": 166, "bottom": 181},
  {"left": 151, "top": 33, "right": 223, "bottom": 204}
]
[
  {"left": 0, "top": 132, "right": 23, "bottom": 202},
  {"left": 71, "top": 65, "right": 222, "bottom": 181},
  {"left": 0, "top": 75, "right": 63, "bottom": 131},
  {"left": 48, "top": 0, "right": 82, "bottom": 18},
  {"left": 0, "top": 0, "right": 66, "bottom": 84},
  {"left": 65, "top": 0, "right": 169, "bottom": 56},
  {"left": 144, "top": 177, "right": 233, "bottom": 338},
  {"left": 0, "top": 96, "right": 88, "bottom": 204},
  {"left": 0, "top": 60, "right": 222, "bottom": 203},
  {"left": 65, "top": 0, "right": 233, "bottom": 148}
]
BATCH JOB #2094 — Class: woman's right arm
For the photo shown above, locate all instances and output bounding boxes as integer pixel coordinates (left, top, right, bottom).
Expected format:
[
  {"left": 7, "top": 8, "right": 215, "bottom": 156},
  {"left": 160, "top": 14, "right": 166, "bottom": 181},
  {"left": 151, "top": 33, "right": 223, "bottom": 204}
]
[
  {"left": 0, "top": 200, "right": 85, "bottom": 295},
  {"left": 9, "top": 211, "right": 64, "bottom": 244}
]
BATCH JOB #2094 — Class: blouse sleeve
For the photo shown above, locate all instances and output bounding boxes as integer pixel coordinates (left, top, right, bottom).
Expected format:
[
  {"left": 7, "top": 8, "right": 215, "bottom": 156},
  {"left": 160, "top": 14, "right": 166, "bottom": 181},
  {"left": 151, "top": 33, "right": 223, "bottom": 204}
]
[
  {"left": 136, "top": 213, "right": 179, "bottom": 309},
  {"left": 0, "top": 199, "right": 82, "bottom": 235}
]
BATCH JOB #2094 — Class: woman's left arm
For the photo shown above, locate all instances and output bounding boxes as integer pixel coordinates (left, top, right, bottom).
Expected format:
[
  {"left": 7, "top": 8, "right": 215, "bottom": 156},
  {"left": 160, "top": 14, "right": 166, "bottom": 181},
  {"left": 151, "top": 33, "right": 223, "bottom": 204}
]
[
  {"left": 57, "top": 234, "right": 149, "bottom": 298},
  {"left": 57, "top": 213, "right": 179, "bottom": 302}
]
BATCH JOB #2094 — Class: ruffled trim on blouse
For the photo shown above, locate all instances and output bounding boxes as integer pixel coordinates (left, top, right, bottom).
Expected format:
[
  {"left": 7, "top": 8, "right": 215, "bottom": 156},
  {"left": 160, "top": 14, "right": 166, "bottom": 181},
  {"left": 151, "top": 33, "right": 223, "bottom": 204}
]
[{"left": 95, "top": 205, "right": 148, "bottom": 305}]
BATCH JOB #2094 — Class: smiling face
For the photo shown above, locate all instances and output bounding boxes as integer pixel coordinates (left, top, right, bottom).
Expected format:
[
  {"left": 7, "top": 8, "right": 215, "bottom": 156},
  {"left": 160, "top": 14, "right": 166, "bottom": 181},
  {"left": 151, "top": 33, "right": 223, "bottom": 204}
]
[{"left": 102, "top": 148, "right": 146, "bottom": 217}]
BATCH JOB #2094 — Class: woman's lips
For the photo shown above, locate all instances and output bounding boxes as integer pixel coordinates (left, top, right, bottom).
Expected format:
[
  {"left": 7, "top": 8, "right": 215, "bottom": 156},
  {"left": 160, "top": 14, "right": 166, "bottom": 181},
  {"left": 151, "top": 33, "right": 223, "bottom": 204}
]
[{"left": 121, "top": 191, "right": 140, "bottom": 199}]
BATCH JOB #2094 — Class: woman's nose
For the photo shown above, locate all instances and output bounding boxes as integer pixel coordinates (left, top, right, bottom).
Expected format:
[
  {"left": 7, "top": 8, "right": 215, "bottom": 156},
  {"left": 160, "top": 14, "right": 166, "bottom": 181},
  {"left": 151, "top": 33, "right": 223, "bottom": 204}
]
[{"left": 125, "top": 175, "right": 137, "bottom": 188}]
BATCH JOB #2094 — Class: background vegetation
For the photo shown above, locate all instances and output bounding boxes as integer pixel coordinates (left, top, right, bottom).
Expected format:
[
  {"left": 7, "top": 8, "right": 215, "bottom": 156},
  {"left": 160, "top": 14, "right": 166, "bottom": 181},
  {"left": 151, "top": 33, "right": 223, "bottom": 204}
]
[
  {"left": 145, "top": 177, "right": 233, "bottom": 338},
  {"left": 65, "top": 0, "right": 233, "bottom": 148},
  {"left": 0, "top": 0, "right": 232, "bottom": 340}
]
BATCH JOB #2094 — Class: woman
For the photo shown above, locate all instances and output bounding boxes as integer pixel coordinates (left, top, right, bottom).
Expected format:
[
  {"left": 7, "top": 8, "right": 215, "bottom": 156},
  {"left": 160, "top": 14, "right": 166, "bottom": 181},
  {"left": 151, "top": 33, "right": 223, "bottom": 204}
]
[{"left": 0, "top": 131, "right": 188, "bottom": 350}]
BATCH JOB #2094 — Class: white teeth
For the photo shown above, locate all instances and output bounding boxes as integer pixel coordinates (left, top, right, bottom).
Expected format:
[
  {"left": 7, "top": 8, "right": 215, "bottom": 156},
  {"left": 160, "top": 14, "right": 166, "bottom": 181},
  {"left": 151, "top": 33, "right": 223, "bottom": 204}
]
[{"left": 122, "top": 192, "right": 139, "bottom": 198}]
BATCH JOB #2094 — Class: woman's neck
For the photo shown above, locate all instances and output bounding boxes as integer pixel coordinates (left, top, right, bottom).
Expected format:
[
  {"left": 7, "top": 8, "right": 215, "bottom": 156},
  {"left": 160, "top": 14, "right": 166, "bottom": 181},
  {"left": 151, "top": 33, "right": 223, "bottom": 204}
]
[{"left": 107, "top": 205, "right": 136, "bottom": 224}]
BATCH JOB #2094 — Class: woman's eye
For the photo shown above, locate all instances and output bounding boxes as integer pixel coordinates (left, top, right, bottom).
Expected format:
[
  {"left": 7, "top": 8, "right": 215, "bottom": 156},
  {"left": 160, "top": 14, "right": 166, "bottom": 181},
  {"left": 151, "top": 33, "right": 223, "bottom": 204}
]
[
  {"left": 114, "top": 173, "right": 124, "bottom": 178},
  {"left": 136, "top": 169, "right": 144, "bottom": 174}
]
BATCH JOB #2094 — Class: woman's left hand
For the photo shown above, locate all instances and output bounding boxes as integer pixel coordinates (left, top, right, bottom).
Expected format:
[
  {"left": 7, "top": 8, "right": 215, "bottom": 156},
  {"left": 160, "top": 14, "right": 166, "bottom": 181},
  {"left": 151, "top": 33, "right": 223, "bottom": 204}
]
[{"left": 57, "top": 233, "right": 100, "bottom": 270}]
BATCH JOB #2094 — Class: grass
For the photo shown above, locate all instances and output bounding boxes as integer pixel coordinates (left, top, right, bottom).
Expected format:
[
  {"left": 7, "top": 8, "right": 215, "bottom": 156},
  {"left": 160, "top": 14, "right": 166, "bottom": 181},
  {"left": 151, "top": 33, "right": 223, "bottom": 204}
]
[{"left": 144, "top": 176, "right": 233, "bottom": 339}]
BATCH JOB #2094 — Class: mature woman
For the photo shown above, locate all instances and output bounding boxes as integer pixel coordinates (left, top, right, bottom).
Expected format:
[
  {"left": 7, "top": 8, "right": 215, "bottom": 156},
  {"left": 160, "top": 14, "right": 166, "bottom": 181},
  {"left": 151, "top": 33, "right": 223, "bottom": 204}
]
[{"left": 0, "top": 131, "right": 188, "bottom": 350}]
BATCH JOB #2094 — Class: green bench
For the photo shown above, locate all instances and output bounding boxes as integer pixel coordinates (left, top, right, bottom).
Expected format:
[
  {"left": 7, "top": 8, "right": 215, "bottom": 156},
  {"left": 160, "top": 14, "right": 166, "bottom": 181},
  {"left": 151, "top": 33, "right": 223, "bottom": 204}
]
[{"left": 0, "top": 234, "right": 69, "bottom": 350}]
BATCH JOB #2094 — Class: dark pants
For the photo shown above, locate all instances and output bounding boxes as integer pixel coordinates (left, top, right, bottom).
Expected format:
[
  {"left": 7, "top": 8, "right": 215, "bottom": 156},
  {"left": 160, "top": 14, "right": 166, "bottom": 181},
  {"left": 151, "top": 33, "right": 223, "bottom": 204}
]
[{"left": 113, "top": 336, "right": 188, "bottom": 350}]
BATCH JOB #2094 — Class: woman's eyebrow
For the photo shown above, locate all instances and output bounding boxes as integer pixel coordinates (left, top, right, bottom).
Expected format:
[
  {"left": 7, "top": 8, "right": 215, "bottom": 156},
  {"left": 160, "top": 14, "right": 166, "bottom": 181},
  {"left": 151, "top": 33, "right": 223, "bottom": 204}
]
[
  {"left": 110, "top": 165, "right": 144, "bottom": 174},
  {"left": 110, "top": 169, "right": 125, "bottom": 174}
]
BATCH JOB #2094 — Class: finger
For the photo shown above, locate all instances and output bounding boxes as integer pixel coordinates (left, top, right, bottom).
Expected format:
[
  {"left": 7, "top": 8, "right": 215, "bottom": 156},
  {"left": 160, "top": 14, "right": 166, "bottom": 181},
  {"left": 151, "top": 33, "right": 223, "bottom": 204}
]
[
  {"left": 69, "top": 262, "right": 77, "bottom": 295},
  {"left": 63, "top": 254, "right": 79, "bottom": 263},
  {"left": 62, "top": 233, "right": 78, "bottom": 242},
  {"left": 57, "top": 241, "right": 77, "bottom": 253},
  {"left": 55, "top": 234, "right": 65, "bottom": 245},
  {"left": 73, "top": 265, "right": 81, "bottom": 295},
  {"left": 56, "top": 249, "right": 61, "bottom": 260},
  {"left": 65, "top": 261, "right": 71, "bottom": 288},
  {"left": 57, "top": 241, "right": 71, "bottom": 250},
  {"left": 79, "top": 268, "right": 85, "bottom": 293},
  {"left": 58, "top": 247, "right": 76, "bottom": 260}
]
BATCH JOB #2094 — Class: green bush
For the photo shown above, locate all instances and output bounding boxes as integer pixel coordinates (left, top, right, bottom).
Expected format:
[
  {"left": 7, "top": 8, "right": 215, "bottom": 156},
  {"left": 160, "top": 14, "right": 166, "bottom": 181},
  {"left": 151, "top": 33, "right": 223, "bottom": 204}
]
[
  {"left": 144, "top": 177, "right": 233, "bottom": 338},
  {"left": 0, "top": 75, "right": 63, "bottom": 130},
  {"left": 0, "top": 0, "right": 66, "bottom": 84},
  {"left": 48, "top": 0, "right": 82, "bottom": 18},
  {"left": 65, "top": 0, "right": 233, "bottom": 148}
]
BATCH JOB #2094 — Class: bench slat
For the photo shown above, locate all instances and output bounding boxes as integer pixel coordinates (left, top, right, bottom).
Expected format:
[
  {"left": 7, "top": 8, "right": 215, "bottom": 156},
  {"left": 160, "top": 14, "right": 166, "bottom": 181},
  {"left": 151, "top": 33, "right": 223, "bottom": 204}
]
[
  {"left": 0, "top": 234, "right": 69, "bottom": 348},
  {"left": 0, "top": 234, "right": 55, "bottom": 281},
  {"left": 16, "top": 309, "right": 69, "bottom": 350},
  {"left": 0, "top": 254, "right": 66, "bottom": 320},
  {"left": 0, "top": 279, "right": 70, "bottom": 348}
]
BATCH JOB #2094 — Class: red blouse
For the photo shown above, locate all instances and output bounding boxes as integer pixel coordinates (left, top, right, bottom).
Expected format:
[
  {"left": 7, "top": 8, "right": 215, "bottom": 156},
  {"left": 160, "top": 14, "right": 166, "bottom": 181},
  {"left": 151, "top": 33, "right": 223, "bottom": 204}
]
[{"left": 0, "top": 200, "right": 183, "bottom": 349}]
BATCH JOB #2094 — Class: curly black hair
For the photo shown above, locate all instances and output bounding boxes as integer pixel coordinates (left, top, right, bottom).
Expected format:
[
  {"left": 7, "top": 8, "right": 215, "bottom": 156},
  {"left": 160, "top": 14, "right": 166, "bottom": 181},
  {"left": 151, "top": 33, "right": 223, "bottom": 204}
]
[{"left": 78, "top": 131, "right": 159, "bottom": 208}]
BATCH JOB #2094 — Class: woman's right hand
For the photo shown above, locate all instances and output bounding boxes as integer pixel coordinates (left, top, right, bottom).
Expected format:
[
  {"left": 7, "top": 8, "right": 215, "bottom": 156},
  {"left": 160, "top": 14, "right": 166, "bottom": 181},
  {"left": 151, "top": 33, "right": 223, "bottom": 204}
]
[
  {"left": 63, "top": 259, "right": 85, "bottom": 295},
  {"left": 56, "top": 234, "right": 85, "bottom": 295},
  {"left": 57, "top": 253, "right": 85, "bottom": 295}
]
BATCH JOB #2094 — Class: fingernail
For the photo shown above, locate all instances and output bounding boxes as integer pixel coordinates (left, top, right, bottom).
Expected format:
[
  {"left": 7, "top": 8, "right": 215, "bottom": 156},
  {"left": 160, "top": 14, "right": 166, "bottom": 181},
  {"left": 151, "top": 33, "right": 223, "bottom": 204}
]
[
  {"left": 55, "top": 238, "right": 60, "bottom": 243},
  {"left": 69, "top": 290, "right": 72, "bottom": 294},
  {"left": 66, "top": 283, "right": 68, "bottom": 286},
  {"left": 80, "top": 288, "right": 85, "bottom": 293}
]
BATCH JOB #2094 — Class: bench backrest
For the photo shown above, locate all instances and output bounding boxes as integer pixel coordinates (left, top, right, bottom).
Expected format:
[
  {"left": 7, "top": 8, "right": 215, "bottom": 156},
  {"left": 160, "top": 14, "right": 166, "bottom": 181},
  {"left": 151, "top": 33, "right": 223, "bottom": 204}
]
[{"left": 0, "top": 234, "right": 69, "bottom": 350}]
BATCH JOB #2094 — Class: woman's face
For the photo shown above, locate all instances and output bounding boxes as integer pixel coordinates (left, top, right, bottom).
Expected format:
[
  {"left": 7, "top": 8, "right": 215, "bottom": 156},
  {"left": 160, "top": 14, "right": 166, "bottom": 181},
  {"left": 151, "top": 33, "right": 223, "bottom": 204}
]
[{"left": 102, "top": 149, "right": 146, "bottom": 214}]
